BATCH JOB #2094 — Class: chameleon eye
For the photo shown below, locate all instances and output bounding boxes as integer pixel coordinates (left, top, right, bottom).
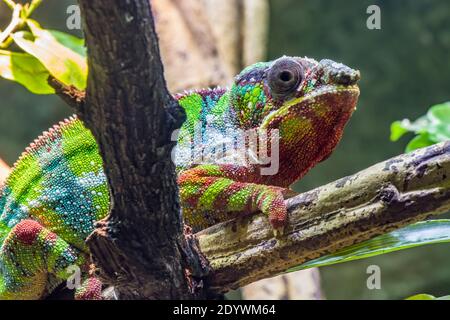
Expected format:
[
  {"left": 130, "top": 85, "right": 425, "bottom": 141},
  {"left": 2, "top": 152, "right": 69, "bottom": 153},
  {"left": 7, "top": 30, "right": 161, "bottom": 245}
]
[{"left": 268, "top": 58, "right": 303, "bottom": 96}]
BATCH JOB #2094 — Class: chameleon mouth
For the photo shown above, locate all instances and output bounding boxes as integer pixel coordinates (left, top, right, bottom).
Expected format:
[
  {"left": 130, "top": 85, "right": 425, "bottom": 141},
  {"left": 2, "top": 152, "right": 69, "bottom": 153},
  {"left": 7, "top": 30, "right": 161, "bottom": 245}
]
[{"left": 261, "top": 85, "right": 360, "bottom": 129}]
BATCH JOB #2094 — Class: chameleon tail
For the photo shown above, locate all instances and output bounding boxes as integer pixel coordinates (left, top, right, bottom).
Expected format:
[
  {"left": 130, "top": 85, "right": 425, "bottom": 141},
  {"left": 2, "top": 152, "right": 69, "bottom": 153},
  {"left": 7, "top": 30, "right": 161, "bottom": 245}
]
[{"left": 0, "top": 219, "right": 85, "bottom": 299}]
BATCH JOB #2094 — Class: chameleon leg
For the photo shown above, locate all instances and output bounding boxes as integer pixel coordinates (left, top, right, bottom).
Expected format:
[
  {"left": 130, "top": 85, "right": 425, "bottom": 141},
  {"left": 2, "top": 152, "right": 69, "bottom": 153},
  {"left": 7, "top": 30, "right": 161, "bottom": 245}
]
[
  {"left": 178, "top": 164, "right": 287, "bottom": 232},
  {"left": 0, "top": 219, "right": 94, "bottom": 299}
]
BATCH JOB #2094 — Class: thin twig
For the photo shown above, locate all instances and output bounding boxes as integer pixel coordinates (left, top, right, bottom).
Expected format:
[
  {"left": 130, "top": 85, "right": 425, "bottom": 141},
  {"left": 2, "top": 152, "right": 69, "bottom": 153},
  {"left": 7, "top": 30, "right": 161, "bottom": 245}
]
[
  {"left": 47, "top": 76, "right": 85, "bottom": 111},
  {"left": 25, "top": 0, "right": 43, "bottom": 17},
  {"left": 2, "top": 0, "right": 16, "bottom": 10},
  {"left": 0, "top": 3, "right": 22, "bottom": 45},
  {"left": 0, "top": 0, "right": 44, "bottom": 48}
]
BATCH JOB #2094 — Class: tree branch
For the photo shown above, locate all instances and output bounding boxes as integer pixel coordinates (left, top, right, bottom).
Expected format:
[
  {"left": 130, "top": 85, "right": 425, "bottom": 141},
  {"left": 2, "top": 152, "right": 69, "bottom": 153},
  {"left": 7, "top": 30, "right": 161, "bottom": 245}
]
[
  {"left": 48, "top": 77, "right": 85, "bottom": 111},
  {"left": 198, "top": 142, "right": 450, "bottom": 293},
  {"left": 74, "top": 0, "right": 208, "bottom": 299}
]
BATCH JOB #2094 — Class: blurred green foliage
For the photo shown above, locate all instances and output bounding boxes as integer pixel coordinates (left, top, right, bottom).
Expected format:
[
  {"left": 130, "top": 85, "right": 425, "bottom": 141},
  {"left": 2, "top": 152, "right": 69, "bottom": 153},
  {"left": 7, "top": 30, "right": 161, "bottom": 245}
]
[
  {"left": 0, "top": 49, "right": 54, "bottom": 94},
  {"left": 10, "top": 19, "right": 87, "bottom": 89},
  {"left": 391, "top": 101, "right": 450, "bottom": 152},
  {"left": 0, "top": 17, "right": 87, "bottom": 93},
  {"left": 290, "top": 220, "right": 450, "bottom": 272},
  {"left": 0, "top": 0, "right": 449, "bottom": 299},
  {"left": 406, "top": 293, "right": 450, "bottom": 300}
]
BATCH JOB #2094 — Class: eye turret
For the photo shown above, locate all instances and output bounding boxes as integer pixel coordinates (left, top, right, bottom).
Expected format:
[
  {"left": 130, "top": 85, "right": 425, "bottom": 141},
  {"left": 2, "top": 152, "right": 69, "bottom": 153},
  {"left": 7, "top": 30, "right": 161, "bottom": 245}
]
[{"left": 267, "top": 58, "right": 303, "bottom": 96}]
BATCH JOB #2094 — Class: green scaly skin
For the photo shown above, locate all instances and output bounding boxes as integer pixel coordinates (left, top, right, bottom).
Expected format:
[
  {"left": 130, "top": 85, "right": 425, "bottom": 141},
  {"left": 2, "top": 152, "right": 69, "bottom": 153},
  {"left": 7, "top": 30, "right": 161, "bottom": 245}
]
[{"left": 0, "top": 56, "right": 360, "bottom": 299}]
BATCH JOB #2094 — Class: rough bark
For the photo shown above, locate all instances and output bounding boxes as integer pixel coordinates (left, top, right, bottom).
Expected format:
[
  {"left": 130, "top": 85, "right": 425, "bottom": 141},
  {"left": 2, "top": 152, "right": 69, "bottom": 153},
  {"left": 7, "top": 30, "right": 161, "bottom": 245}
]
[
  {"left": 198, "top": 142, "right": 450, "bottom": 293},
  {"left": 75, "top": 0, "right": 208, "bottom": 299}
]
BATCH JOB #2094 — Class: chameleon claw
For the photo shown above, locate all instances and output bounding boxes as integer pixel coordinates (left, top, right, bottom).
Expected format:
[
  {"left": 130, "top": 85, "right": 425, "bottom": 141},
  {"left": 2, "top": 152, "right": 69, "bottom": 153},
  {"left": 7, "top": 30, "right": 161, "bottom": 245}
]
[{"left": 273, "top": 226, "right": 285, "bottom": 237}]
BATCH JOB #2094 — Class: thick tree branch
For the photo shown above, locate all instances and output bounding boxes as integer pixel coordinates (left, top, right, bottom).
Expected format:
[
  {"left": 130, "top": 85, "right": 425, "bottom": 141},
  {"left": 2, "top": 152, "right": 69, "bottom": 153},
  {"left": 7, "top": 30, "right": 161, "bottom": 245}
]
[
  {"left": 198, "top": 142, "right": 450, "bottom": 293},
  {"left": 73, "top": 1, "right": 207, "bottom": 299}
]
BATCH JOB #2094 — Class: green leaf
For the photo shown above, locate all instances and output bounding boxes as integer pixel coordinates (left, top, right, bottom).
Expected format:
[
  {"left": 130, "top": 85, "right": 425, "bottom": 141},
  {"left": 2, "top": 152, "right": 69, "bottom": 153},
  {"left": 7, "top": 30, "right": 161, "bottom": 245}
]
[
  {"left": 48, "top": 30, "right": 86, "bottom": 57},
  {"left": 390, "top": 102, "right": 450, "bottom": 152},
  {"left": 403, "top": 116, "right": 431, "bottom": 133},
  {"left": 390, "top": 116, "right": 432, "bottom": 142},
  {"left": 11, "top": 20, "right": 87, "bottom": 90},
  {"left": 406, "top": 294, "right": 436, "bottom": 300},
  {"left": 405, "top": 294, "right": 450, "bottom": 300},
  {"left": 427, "top": 102, "right": 450, "bottom": 124},
  {"left": 287, "top": 219, "right": 450, "bottom": 272},
  {"left": 405, "top": 133, "right": 436, "bottom": 152},
  {"left": 390, "top": 121, "right": 409, "bottom": 141},
  {"left": 427, "top": 123, "right": 450, "bottom": 142},
  {"left": 424, "top": 103, "right": 450, "bottom": 142},
  {"left": 0, "top": 49, "right": 54, "bottom": 94}
]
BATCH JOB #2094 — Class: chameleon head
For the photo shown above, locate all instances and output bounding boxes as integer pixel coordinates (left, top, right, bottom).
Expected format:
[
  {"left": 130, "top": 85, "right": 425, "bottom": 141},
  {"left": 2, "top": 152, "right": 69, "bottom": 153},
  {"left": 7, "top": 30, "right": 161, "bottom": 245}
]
[{"left": 230, "top": 56, "right": 360, "bottom": 186}]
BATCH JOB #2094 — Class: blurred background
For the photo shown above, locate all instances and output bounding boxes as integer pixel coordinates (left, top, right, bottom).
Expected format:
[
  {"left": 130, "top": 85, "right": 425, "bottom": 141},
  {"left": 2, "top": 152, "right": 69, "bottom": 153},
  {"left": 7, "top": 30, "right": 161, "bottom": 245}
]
[{"left": 1, "top": 0, "right": 449, "bottom": 299}]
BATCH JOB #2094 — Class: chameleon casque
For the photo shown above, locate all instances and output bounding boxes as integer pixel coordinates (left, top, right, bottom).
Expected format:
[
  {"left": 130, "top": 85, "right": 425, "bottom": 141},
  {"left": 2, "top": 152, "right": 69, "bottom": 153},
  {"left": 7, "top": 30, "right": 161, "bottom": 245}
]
[{"left": 0, "top": 56, "right": 360, "bottom": 299}]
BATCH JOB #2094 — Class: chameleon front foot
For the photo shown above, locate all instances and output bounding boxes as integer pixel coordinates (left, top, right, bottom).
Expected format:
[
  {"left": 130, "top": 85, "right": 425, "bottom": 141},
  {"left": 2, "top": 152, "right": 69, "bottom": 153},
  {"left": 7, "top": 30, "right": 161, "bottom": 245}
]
[
  {"left": 257, "top": 185, "right": 287, "bottom": 236},
  {"left": 273, "top": 227, "right": 285, "bottom": 237}
]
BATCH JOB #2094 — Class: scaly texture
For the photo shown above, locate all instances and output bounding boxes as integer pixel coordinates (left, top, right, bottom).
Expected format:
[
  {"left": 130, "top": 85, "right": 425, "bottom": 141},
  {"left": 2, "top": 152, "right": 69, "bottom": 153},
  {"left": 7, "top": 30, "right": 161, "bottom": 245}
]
[{"left": 0, "top": 56, "right": 360, "bottom": 299}]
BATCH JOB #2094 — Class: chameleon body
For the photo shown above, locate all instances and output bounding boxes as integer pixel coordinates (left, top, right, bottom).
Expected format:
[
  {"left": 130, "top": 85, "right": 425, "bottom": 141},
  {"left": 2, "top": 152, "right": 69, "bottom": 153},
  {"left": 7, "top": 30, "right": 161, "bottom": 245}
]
[{"left": 0, "top": 56, "right": 359, "bottom": 299}]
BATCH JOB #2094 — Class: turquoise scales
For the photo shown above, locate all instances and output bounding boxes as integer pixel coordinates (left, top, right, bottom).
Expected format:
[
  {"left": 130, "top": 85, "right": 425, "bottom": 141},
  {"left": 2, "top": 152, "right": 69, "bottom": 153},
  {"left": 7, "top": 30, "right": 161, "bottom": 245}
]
[
  {"left": 0, "top": 56, "right": 360, "bottom": 299},
  {"left": 0, "top": 117, "right": 109, "bottom": 299}
]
